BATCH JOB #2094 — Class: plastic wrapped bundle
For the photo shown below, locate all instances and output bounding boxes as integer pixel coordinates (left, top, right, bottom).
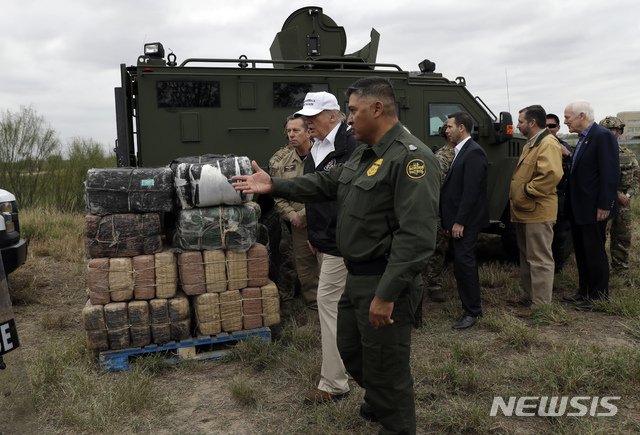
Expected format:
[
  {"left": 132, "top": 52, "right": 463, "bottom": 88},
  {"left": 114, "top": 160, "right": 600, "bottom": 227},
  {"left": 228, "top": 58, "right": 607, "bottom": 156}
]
[
  {"left": 86, "top": 213, "right": 162, "bottom": 258},
  {"left": 174, "top": 157, "right": 253, "bottom": 209},
  {"left": 128, "top": 300, "right": 151, "bottom": 347},
  {"left": 104, "top": 302, "right": 130, "bottom": 350},
  {"left": 226, "top": 250, "right": 248, "bottom": 291},
  {"left": 261, "top": 280, "right": 281, "bottom": 327},
  {"left": 82, "top": 300, "right": 109, "bottom": 351},
  {"left": 178, "top": 252, "right": 206, "bottom": 296},
  {"left": 169, "top": 292, "right": 191, "bottom": 341},
  {"left": 241, "top": 288, "right": 262, "bottom": 330},
  {"left": 203, "top": 250, "right": 227, "bottom": 292},
  {"left": 247, "top": 243, "right": 269, "bottom": 287},
  {"left": 149, "top": 298, "right": 170, "bottom": 344},
  {"left": 85, "top": 167, "right": 174, "bottom": 215},
  {"left": 155, "top": 251, "right": 177, "bottom": 299},
  {"left": 88, "top": 258, "right": 110, "bottom": 305},
  {"left": 194, "top": 293, "right": 221, "bottom": 335},
  {"left": 220, "top": 290, "right": 242, "bottom": 332},
  {"left": 173, "top": 205, "right": 257, "bottom": 252}
]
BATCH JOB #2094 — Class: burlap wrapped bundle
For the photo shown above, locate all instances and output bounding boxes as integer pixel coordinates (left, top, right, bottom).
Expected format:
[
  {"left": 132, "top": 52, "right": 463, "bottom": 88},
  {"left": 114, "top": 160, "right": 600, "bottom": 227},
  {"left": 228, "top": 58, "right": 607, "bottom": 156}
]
[
  {"left": 155, "top": 251, "right": 177, "bottom": 299},
  {"left": 203, "top": 250, "right": 227, "bottom": 292},
  {"left": 104, "top": 302, "right": 130, "bottom": 350},
  {"left": 178, "top": 252, "right": 206, "bottom": 296},
  {"left": 149, "top": 298, "right": 170, "bottom": 344},
  {"left": 85, "top": 213, "right": 162, "bottom": 258},
  {"left": 246, "top": 243, "right": 268, "bottom": 287},
  {"left": 168, "top": 292, "right": 191, "bottom": 341},
  {"left": 194, "top": 293, "right": 221, "bottom": 335},
  {"left": 220, "top": 290, "right": 242, "bottom": 332},
  {"left": 261, "top": 280, "right": 281, "bottom": 327},
  {"left": 128, "top": 300, "right": 151, "bottom": 347},
  {"left": 133, "top": 255, "right": 155, "bottom": 300},
  {"left": 109, "top": 258, "right": 133, "bottom": 302},
  {"left": 82, "top": 300, "right": 109, "bottom": 351},
  {"left": 241, "top": 287, "right": 262, "bottom": 330},
  {"left": 226, "top": 250, "right": 248, "bottom": 291},
  {"left": 88, "top": 258, "right": 110, "bottom": 305}
]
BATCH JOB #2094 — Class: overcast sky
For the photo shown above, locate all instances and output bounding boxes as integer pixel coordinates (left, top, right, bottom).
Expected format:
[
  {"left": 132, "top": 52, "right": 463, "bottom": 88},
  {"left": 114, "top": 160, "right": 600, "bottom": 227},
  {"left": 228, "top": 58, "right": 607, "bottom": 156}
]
[{"left": 2, "top": 0, "right": 639, "bottom": 154}]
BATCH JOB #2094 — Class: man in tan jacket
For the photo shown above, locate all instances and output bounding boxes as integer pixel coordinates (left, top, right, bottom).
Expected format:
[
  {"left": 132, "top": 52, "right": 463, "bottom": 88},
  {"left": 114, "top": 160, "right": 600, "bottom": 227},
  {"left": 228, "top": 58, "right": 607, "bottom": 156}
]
[{"left": 508, "top": 105, "right": 563, "bottom": 317}]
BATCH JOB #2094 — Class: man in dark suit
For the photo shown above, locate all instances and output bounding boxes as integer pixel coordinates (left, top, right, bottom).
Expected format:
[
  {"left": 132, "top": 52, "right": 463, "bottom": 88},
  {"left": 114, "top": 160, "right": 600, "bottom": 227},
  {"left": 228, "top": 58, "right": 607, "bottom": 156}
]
[
  {"left": 562, "top": 101, "right": 619, "bottom": 310},
  {"left": 440, "top": 112, "right": 489, "bottom": 330}
]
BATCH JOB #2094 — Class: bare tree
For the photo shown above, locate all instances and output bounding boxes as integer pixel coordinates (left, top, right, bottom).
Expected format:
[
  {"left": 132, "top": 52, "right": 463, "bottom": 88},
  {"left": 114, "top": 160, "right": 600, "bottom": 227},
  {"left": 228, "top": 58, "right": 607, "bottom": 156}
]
[{"left": 0, "top": 106, "right": 60, "bottom": 206}]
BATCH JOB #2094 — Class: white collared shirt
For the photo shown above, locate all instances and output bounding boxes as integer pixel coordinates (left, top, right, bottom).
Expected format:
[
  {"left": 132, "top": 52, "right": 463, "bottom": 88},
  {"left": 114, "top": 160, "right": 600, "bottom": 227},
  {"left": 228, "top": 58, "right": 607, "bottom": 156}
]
[
  {"left": 451, "top": 136, "right": 471, "bottom": 166},
  {"left": 311, "top": 123, "right": 341, "bottom": 167}
]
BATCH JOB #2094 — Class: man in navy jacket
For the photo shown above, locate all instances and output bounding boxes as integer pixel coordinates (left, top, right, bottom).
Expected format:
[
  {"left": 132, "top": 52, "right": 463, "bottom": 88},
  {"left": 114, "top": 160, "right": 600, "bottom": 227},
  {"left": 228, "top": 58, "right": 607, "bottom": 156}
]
[
  {"left": 562, "top": 101, "right": 619, "bottom": 310},
  {"left": 440, "top": 112, "right": 489, "bottom": 330}
]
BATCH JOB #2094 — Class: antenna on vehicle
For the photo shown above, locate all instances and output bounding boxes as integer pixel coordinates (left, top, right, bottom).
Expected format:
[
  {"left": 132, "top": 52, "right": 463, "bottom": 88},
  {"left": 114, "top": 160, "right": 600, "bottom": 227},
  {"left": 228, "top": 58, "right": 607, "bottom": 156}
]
[{"left": 505, "top": 68, "right": 511, "bottom": 114}]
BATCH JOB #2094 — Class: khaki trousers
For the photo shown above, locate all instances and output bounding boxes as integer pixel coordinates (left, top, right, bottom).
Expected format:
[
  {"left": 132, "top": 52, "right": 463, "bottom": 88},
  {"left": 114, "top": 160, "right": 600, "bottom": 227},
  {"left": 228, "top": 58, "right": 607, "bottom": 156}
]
[
  {"left": 316, "top": 253, "right": 350, "bottom": 395},
  {"left": 516, "top": 221, "right": 555, "bottom": 305}
]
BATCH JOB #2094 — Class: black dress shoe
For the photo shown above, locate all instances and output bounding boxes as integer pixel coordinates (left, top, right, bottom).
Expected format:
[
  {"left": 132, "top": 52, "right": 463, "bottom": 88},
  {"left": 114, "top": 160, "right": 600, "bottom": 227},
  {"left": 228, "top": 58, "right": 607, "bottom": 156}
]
[
  {"left": 452, "top": 315, "right": 478, "bottom": 330},
  {"left": 575, "top": 300, "right": 595, "bottom": 311},
  {"left": 562, "top": 293, "right": 585, "bottom": 303},
  {"left": 359, "top": 402, "right": 379, "bottom": 422}
]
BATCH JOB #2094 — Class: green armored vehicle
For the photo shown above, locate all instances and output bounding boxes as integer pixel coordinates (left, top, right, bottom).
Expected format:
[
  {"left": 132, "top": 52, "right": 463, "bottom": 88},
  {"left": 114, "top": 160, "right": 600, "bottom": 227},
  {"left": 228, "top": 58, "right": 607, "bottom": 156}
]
[{"left": 114, "top": 6, "right": 525, "bottom": 252}]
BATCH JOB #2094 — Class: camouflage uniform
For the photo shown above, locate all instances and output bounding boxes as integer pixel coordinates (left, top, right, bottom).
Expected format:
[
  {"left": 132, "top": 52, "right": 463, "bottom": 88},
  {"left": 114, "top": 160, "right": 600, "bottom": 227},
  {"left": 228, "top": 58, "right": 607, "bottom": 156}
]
[
  {"left": 607, "top": 145, "right": 640, "bottom": 273},
  {"left": 268, "top": 146, "right": 298, "bottom": 303},
  {"left": 421, "top": 143, "right": 455, "bottom": 300}
]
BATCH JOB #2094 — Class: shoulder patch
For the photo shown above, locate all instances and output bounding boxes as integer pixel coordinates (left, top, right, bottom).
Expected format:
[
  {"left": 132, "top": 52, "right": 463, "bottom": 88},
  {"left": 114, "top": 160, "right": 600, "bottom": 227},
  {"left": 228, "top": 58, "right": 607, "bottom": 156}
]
[
  {"left": 367, "top": 158, "right": 383, "bottom": 176},
  {"left": 406, "top": 159, "right": 426, "bottom": 179}
]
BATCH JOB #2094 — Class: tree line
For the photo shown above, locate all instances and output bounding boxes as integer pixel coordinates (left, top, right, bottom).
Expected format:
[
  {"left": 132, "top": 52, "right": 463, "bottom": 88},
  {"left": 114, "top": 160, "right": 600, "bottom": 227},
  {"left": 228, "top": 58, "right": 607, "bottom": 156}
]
[{"left": 0, "top": 106, "right": 115, "bottom": 213}]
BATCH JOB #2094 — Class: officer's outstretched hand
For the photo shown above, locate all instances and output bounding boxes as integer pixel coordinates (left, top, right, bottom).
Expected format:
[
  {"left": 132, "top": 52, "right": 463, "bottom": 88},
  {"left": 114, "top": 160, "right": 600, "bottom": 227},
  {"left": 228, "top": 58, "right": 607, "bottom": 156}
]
[
  {"left": 369, "top": 295, "right": 394, "bottom": 328},
  {"left": 232, "top": 161, "right": 274, "bottom": 194}
]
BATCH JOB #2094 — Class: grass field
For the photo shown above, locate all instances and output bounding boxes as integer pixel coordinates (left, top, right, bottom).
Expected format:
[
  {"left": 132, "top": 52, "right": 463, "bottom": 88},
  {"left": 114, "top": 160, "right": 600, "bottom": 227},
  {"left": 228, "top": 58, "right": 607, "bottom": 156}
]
[{"left": 2, "top": 206, "right": 640, "bottom": 434}]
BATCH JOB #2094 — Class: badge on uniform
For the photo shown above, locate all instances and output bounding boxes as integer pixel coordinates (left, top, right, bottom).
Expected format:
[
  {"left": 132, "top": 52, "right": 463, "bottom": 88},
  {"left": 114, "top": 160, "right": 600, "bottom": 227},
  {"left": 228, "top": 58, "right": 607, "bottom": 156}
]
[
  {"left": 367, "top": 159, "right": 383, "bottom": 176},
  {"left": 284, "top": 164, "right": 296, "bottom": 172},
  {"left": 406, "top": 159, "right": 426, "bottom": 179},
  {"left": 323, "top": 158, "right": 337, "bottom": 172}
]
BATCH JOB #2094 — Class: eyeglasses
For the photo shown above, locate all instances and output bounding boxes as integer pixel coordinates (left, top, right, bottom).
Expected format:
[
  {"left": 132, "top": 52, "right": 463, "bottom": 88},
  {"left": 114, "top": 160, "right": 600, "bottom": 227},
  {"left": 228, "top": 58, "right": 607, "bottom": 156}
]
[{"left": 546, "top": 123, "right": 558, "bottom": 128}]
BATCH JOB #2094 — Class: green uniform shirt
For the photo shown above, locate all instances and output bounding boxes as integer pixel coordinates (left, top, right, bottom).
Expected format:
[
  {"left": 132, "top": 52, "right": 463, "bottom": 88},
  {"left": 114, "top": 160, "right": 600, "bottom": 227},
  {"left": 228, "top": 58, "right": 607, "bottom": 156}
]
[{"left": 272, "top": 122, "right": 440, "bottom": 302}]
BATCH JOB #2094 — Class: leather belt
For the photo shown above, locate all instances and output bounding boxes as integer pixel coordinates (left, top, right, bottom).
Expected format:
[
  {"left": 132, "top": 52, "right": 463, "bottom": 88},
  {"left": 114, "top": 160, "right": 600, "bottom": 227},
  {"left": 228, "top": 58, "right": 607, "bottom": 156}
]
[{"left": 344, "top": 257, "right": 388, "bottom": 276}]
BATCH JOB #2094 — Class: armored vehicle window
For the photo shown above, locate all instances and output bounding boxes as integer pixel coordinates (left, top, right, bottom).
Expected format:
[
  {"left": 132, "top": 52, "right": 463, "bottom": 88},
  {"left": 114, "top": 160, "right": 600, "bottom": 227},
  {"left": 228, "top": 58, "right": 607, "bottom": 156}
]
[
  {"left": 273, "top": 83, "right": 329, "bottom": 108},
  {"left": 157, "top": 81, "right": 221, "bottom": 108},
  {"left": 428, "top": 103, "right": 477, "bottom": 136}
]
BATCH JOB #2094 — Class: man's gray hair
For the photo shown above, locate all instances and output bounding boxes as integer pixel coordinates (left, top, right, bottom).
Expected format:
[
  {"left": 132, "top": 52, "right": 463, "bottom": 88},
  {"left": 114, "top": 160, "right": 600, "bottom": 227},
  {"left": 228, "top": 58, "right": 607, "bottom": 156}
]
[{"left": 569, "top": 100, "right": 595, "bottom": 121}]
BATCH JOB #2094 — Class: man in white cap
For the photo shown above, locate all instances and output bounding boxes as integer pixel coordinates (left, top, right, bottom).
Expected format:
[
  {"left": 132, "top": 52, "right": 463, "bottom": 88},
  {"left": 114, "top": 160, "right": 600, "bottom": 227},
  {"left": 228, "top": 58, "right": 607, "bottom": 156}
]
[{"left": 296, "top": 91, "right": 361, "bottom": 405}]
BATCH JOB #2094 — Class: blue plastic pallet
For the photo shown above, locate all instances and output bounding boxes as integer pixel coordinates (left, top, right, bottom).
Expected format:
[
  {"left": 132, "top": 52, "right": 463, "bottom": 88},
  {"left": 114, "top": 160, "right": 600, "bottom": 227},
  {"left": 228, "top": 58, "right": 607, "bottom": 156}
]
[{"left": 99, "top": 327, "right": 271, "bottom": 371}]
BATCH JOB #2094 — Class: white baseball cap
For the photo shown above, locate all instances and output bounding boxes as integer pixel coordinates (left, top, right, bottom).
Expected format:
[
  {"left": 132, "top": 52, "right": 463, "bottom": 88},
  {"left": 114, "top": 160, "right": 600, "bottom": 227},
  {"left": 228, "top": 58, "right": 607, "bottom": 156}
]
[{"left": 295, "top": 92, "right": 340, "bottom": 116}]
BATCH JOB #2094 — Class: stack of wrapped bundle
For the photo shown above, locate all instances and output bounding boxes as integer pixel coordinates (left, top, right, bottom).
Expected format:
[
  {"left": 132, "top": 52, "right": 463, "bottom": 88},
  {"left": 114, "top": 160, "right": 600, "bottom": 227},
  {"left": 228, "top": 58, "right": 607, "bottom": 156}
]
[
  {"left": 203, "top": 250, "right": 226, "bottom": 292},
  {"left": 194, "top": 293, "right": 221, "bottom": 335},
  {"left": 178, "top": 252, "right": 206, "bottom": 296},
  {"left": 85, "top": 167, "right": 174, "bottom": 215},
  {"left": 128, "top": 301, "right": 151, "bottom": 347},
  {"left": 173, "top": 204, "right": 258, "bottom": 252},
  {"left": 169, "top": 293, "right": 192, "bottom": 341},
  {"left": 220, "top": 290, "right": 243, "bottom": 332},
  {"left": 82, "top": 300, "right": 109, "bottom": 351},
  {"left": 133, "top": 255, "right": 155, "bottom": 300},
  {"left": 173, "top": 157, "right": 254, "bottom": 209},
  {"left": 85, "top": 213, "right": 163, "bottom": 258},
  {"left": 149, "top": 298, "right": 170, "bottom": 344},
  {"left": 261, "top": 280, "right": 281, "bottom": 327},
  {"left": 241, "top": 287, "right": 262, "bottom": 329},
  {"left": 88, "top": 258, "right": 110, "bottom": 305},
  {"left": 104, "top": 302, "right": 130, "bottom": 350}
]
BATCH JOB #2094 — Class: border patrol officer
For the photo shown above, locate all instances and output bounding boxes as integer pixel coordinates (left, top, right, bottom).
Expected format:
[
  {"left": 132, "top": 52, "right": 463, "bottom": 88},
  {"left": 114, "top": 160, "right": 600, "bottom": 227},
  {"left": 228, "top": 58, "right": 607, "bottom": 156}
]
[{"left": 233, "top": 76, "right": 440, "bottom": 435}]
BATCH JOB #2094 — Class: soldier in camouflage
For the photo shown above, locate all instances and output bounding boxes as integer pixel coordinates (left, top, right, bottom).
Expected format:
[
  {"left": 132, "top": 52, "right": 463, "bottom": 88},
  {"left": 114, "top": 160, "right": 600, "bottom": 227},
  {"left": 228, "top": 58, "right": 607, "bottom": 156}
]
[
  {"left": 421, "top": 126, "right": 455, "bottom": 303},
  {"left": 268, "top": 144, "right": 298, "bottom": 314},
  {"left": 599, "top": 116, "right": 640, "bottom": 274}
]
